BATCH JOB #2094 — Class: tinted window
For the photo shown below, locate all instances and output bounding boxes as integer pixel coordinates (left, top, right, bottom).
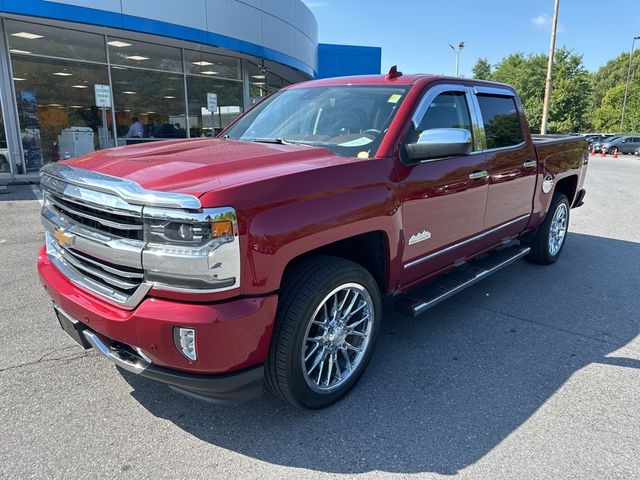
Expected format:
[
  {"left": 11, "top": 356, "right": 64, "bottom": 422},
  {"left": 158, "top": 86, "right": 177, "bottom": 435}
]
[
  {"left": 477, "top": 94, "right": 523, "bottom": 149},
  {"left": 409, "top": 91, "right": 473, "bottom": 144}
]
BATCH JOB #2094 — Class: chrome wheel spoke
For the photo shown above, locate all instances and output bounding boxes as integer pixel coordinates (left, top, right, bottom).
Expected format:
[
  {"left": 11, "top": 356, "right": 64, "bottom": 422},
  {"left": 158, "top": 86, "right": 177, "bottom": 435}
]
[
  {"left": 346, "top": 313, "right": 369, "bottom": 330},
  {"left": 304, "top": 343, "right": 320, "bottom": 362},
  {"left": 308, "top": 348, "right": 326, "bottom": 375},
  {"left": 347, "top": 330, "right": 367, "bottom": 338},
  {"left": 343, "top": 341, "right": 362, "bottom": 353},
  {"left": 334, "top": 353, "right": 342, "bottom": 381},
  {"left": 340, "top": 348, "right": 352, "bottom": 371}
]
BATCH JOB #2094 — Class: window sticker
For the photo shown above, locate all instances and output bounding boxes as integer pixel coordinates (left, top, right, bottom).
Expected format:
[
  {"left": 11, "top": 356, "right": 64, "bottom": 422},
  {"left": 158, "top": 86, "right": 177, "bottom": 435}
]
[
  {"left": 388, "top": 94, "right": 402, "bottom": 104},
  {"left": 338, "top": 137, "right": 374, "bottom": 147}
]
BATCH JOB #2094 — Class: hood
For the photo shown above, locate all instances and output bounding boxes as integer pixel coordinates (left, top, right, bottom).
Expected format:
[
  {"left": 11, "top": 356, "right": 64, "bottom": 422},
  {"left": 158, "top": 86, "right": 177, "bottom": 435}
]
[{"left": 63, "top": 139, "right": 352, "bottom": 198}]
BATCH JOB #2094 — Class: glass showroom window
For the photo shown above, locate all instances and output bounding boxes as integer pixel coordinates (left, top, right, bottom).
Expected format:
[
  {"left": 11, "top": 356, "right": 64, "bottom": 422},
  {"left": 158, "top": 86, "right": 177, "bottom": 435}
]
[
  {"left": 11, "top": 56, "right": 111, "bottom": 171},
  {"left": 0, "top": 103, "right": 9, "bottom": 174},
  {"left": 5, "top": 19, "right": 107, "bottom": 63},
  {"left": 109, "top": 38, "right": 186, "bottom": 144},
  {"left": 6, "top": 20, "right": 111, "bottom": 171},
  {"left": 184, "top": 50, "right": 241, "bottom": 80},
  {"left": 108, "top": 37, "right": 182, "bottom": 73},
  {"left": 111, "top": 67, "right": 186, "bottom": 143},
  {"left": 186, "top": 76, "right": 243, "bottom": 137},
  {"left": 184, "top": 50, "right": 242, "bottom": 137}
]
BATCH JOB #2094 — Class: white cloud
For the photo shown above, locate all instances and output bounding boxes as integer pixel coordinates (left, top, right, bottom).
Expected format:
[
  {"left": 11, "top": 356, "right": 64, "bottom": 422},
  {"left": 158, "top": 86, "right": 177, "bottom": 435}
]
[
  {"left": 532, "top": 13, "right": 565, "bottom": 33},
  {"left": 304, "top": 1, "right": 328, "bottom": 8}
]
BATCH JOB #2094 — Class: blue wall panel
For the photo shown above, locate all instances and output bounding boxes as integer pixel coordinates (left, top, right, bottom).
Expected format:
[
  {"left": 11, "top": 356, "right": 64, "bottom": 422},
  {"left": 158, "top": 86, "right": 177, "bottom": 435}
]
[{"left": 317, "top": 43, "right": 382, "bottom": 79}]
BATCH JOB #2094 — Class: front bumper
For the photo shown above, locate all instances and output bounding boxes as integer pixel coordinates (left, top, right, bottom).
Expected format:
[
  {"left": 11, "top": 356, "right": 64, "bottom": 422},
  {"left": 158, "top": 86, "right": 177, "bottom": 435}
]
[
  {"left": 38, "top": 246, "right": 278, "bottom": 401},
  {"left": 55, "top": 305, "right": 264, "bottom": 401}
]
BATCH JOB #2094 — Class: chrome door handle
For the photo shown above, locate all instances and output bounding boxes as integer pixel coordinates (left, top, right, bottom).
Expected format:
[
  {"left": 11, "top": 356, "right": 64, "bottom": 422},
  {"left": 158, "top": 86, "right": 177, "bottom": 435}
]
[
  {"left": 468, "top": 170, "right": 488, "bottom": 180},
  {"left": 523, "top": 160, "right": 537, "bottom": 168}
]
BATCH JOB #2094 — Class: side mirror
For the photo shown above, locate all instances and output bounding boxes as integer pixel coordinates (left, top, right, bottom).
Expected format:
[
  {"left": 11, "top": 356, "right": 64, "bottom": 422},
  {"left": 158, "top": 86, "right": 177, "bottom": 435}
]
[{"left": 405, "top": 128, "right": 473, "bottom": 162}]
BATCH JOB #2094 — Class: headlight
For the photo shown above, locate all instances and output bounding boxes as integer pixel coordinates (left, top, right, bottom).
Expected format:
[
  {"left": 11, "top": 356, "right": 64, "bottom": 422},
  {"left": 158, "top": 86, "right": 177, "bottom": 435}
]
[
  {"left": 146, "top": 217, "right": 234, "bottom": 246},
  {"left": 142, "top": 207, "right": 240, "bottom": 292}
]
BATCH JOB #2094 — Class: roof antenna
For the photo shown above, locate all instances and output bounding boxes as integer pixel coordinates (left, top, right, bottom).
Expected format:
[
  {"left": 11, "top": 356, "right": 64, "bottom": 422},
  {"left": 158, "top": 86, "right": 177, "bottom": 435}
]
[{"left": 386, "top": 65, "right": 403, "bottom": 80}]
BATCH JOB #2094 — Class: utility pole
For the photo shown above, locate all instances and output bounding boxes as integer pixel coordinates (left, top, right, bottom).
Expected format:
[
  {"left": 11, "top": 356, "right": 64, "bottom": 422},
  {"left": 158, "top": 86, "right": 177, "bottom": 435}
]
[
  {"left": 541, "top": 0, "right": 560, "bottom": 135},
  {"left": 620, "top": 35, "right": 640, "bottom": 130},
  {"left": 449, "top": 42, "right": 465, "bottom": 77}
]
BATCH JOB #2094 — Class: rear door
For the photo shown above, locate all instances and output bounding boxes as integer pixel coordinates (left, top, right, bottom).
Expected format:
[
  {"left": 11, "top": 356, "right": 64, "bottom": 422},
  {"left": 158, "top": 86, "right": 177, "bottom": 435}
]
[
  {"left": 627, "top": 137, "right": 640, "bottom": 153},
  {"left": 474, "top": 88, "right": 537, "bottom": 237},
  {"left": 398, "top": 84, "right": 489, "bottom": 288}
]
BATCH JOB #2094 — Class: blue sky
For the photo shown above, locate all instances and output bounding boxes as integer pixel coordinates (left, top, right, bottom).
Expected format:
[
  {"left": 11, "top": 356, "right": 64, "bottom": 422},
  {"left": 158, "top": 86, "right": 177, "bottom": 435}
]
[{"left": 304, "top": 0, "right": 640, "bottom": 76}]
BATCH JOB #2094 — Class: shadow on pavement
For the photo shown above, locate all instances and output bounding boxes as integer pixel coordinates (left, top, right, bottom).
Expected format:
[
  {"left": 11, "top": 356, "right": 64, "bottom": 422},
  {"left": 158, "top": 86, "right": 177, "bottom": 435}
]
[
  {"left": 0, "top": 184, "right": 40, "bottom": 202},
  {"left": 120, "top": 232, "right": 639, "bottom": 475}
]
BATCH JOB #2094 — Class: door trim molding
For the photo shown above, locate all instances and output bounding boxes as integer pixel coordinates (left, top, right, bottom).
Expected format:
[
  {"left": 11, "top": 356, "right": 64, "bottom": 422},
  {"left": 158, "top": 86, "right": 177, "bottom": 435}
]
[{"left": 403, "top": 213, "right": 530, "bottom": 269}]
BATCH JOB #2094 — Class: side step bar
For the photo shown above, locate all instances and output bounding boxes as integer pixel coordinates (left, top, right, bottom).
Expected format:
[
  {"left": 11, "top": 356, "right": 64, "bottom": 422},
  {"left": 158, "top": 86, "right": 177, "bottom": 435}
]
[{"left": 396, "top": 244, "right": 531, "bottom": 317}]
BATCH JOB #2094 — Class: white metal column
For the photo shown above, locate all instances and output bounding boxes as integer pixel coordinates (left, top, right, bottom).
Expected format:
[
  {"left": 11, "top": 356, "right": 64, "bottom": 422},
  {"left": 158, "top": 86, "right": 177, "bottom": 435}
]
[{"left": 0, "top": 17, "right": 26, "bottom": 180}]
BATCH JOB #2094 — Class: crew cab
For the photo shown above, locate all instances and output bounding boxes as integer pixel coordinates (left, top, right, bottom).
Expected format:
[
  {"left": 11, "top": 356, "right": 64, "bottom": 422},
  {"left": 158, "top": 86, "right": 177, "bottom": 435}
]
[{"left": 37, "top": 69, "right": 588, "bottom": 408}]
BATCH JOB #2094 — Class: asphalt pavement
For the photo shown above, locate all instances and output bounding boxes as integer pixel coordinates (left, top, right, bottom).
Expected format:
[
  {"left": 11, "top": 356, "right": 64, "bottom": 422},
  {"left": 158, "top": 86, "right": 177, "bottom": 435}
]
[{"left": 0, "top": 155, "right": 638, "bottom": 479}]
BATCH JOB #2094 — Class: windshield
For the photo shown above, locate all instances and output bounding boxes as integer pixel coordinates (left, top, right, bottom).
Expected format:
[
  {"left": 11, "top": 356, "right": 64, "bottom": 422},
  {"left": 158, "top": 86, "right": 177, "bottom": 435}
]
[{"left": 223, "top": 85, "right": 410, "bottom": 158}]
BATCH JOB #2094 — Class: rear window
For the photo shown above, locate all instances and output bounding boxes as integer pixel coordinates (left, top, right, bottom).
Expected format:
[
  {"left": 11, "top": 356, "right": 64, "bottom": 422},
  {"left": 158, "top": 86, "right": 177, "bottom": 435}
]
[{"left": 477, "top": 94, "right": 523, "bottom": 149}]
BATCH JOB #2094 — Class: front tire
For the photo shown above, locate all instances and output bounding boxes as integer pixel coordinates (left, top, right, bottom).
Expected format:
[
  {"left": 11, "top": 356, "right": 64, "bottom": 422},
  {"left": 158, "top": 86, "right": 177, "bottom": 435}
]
[
  {"left": 266, "top": 256, "right": 381, "bottom": 409},
  {"left": 525, "top": 193, "right": 570, "bottom": 265}
]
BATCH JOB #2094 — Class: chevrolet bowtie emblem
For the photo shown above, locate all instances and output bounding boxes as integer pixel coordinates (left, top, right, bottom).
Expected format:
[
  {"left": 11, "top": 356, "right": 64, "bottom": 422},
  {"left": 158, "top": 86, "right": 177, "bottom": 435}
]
[{"left": 53, "top": 228, "right": 75, "bottom": 247}]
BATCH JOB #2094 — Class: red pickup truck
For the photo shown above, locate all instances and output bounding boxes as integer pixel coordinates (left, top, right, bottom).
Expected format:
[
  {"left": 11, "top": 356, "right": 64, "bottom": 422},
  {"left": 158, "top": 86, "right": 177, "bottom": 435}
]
[{"left": 37, "top": 70, "right": 588, "bottom": 408}]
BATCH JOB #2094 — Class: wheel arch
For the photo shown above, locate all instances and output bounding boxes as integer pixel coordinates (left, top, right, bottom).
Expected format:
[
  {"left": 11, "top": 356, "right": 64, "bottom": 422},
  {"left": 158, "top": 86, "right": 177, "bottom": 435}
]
[
  {"left": 280, "top": 231, "right": 390, "bottom": 295},
  {"left": 554, "top": 174, "right": 578, "bottom": 206}
]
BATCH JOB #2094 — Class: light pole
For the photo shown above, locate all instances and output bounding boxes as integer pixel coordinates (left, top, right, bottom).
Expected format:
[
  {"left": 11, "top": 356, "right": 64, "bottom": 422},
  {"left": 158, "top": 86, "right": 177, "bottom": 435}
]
[
  {"left": 620, "top": 35, "right": 640, "bottom": 131},
  {"left": 541, "top": 0, "right": 560, "bottom": 135},
  {"left": 449, "top": 42, "right": 465, "bottom": 77}
]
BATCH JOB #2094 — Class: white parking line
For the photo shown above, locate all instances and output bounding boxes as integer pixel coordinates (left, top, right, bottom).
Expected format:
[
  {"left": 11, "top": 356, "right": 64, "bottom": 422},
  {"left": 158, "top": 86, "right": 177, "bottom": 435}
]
[{"left": 31, "top": 184, "right": 43, "bottom": 205}]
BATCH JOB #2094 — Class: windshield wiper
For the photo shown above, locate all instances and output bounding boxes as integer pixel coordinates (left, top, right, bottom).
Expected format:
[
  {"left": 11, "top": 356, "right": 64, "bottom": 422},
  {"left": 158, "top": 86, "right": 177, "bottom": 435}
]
[{"left": 252, "top": 138, "right": 312, "bottom": 146}]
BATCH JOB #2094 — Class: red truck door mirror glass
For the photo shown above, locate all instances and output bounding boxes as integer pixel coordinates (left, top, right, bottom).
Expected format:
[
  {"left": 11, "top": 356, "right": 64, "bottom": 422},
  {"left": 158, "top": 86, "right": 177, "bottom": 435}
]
[{"left": 405, "top": 128, "right": 473, "bottom": 162}]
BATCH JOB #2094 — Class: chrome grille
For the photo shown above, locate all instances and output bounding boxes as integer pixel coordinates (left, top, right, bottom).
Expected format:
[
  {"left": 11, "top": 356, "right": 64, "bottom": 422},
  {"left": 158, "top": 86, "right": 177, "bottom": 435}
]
[
  {"left": 40, "top": 165, "right": 151, "bottom": 309},
  {"left": 47, "top": 192, "right": 143, "bottom": 241},
  {"left": 60, "top": 247, "right": 144, "bottom": 292}
]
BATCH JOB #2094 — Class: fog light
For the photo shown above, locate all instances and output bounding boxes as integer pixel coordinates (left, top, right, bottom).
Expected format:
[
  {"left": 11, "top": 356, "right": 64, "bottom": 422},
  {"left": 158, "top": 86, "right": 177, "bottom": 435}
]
[{"left": 173, "top": 327, "right": 196, "bottom": 361}]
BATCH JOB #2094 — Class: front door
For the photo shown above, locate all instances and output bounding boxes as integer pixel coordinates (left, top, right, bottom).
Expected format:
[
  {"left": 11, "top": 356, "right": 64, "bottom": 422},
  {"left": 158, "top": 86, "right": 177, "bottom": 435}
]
[{"left": 397, "top": 85, "right": 489, "bottom": 289}]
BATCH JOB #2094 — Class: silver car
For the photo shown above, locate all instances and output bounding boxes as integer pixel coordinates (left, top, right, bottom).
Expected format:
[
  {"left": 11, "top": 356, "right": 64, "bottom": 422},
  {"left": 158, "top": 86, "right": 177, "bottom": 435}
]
[{"left": 601, "top": 135, "right": 640, "bottom": 154}]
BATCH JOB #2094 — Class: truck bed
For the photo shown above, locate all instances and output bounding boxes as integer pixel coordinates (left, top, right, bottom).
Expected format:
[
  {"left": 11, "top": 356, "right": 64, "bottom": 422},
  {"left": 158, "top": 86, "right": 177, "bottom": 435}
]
[{"left": 531, "top": 134, "right": 588, "bottom": 175}]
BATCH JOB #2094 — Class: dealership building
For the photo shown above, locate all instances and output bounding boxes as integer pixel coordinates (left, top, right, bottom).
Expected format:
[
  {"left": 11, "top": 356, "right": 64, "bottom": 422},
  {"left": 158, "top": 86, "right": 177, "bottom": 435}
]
[{"left": 0, "top": 0, "right": 381, "bottom": 183}]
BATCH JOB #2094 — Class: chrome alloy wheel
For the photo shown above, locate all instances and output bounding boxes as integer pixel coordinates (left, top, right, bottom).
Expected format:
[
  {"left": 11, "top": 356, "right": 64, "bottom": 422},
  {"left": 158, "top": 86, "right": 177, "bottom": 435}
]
[
  {"left": 548, "top": 202, "right": 568, "bottom": 256},
  {"left": 301, "top": 283, "right": 374, "bottom": 393}
]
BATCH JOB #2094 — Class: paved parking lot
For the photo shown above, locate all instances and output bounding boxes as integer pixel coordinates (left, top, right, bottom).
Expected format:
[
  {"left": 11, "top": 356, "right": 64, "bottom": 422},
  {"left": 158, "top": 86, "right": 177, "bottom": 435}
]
[{"left": 0, "top": 155, "right": 638, "bottom": 479}]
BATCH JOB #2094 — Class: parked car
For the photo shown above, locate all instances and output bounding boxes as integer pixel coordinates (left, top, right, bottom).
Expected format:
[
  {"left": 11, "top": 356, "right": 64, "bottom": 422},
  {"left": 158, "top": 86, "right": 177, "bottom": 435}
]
[
  {"left": 634, "top": 146, "right": 640, "bottom": 156},
  {"left": 37, "top": 71, "right": 589, "bottom": 409},
  {"left": 600, "top": 135, "right": 640, "bottom": 154},
  {"left": 590, "top": 135, "right": 620, "bottom": 153}
]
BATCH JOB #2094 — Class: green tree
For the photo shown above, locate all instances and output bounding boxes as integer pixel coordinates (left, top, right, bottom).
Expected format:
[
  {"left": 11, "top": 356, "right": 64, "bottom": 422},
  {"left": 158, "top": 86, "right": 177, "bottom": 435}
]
[
  {"left": 590, "top": 50, "right": 640, "bottom": 112},
  {"left": 491, "top": 49, "right": 591, "bottom": 133},
  {"left": 472, "top": 58, "right": 492, "bottom": 80},
  {"left": 593, "top": 83, "right": 640, "bottom": 132},
  {"left": 590, "top": 49, "right": 640, "bottom": 132}
]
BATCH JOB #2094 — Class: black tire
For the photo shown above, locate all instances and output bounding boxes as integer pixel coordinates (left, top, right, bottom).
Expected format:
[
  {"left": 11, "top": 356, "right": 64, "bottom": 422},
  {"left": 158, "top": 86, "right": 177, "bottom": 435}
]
[
  {"left": 525, "top": 192, "right": 570, "bottom": 265},
  {"left": 265, "top": 255, "right": 382, "bottom": 409},
  {"left": 608, "top": 147, "right": 617, "bottom": 155}
]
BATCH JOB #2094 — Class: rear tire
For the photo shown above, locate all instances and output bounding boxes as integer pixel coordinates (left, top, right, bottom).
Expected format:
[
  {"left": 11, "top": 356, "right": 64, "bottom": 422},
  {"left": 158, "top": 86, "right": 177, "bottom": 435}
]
[
  {"left": 266, "top": 255, "right": 381, "bottom": 409},
  {"left": 525, "top": 193, "right": 570, "bottom": 265}
]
